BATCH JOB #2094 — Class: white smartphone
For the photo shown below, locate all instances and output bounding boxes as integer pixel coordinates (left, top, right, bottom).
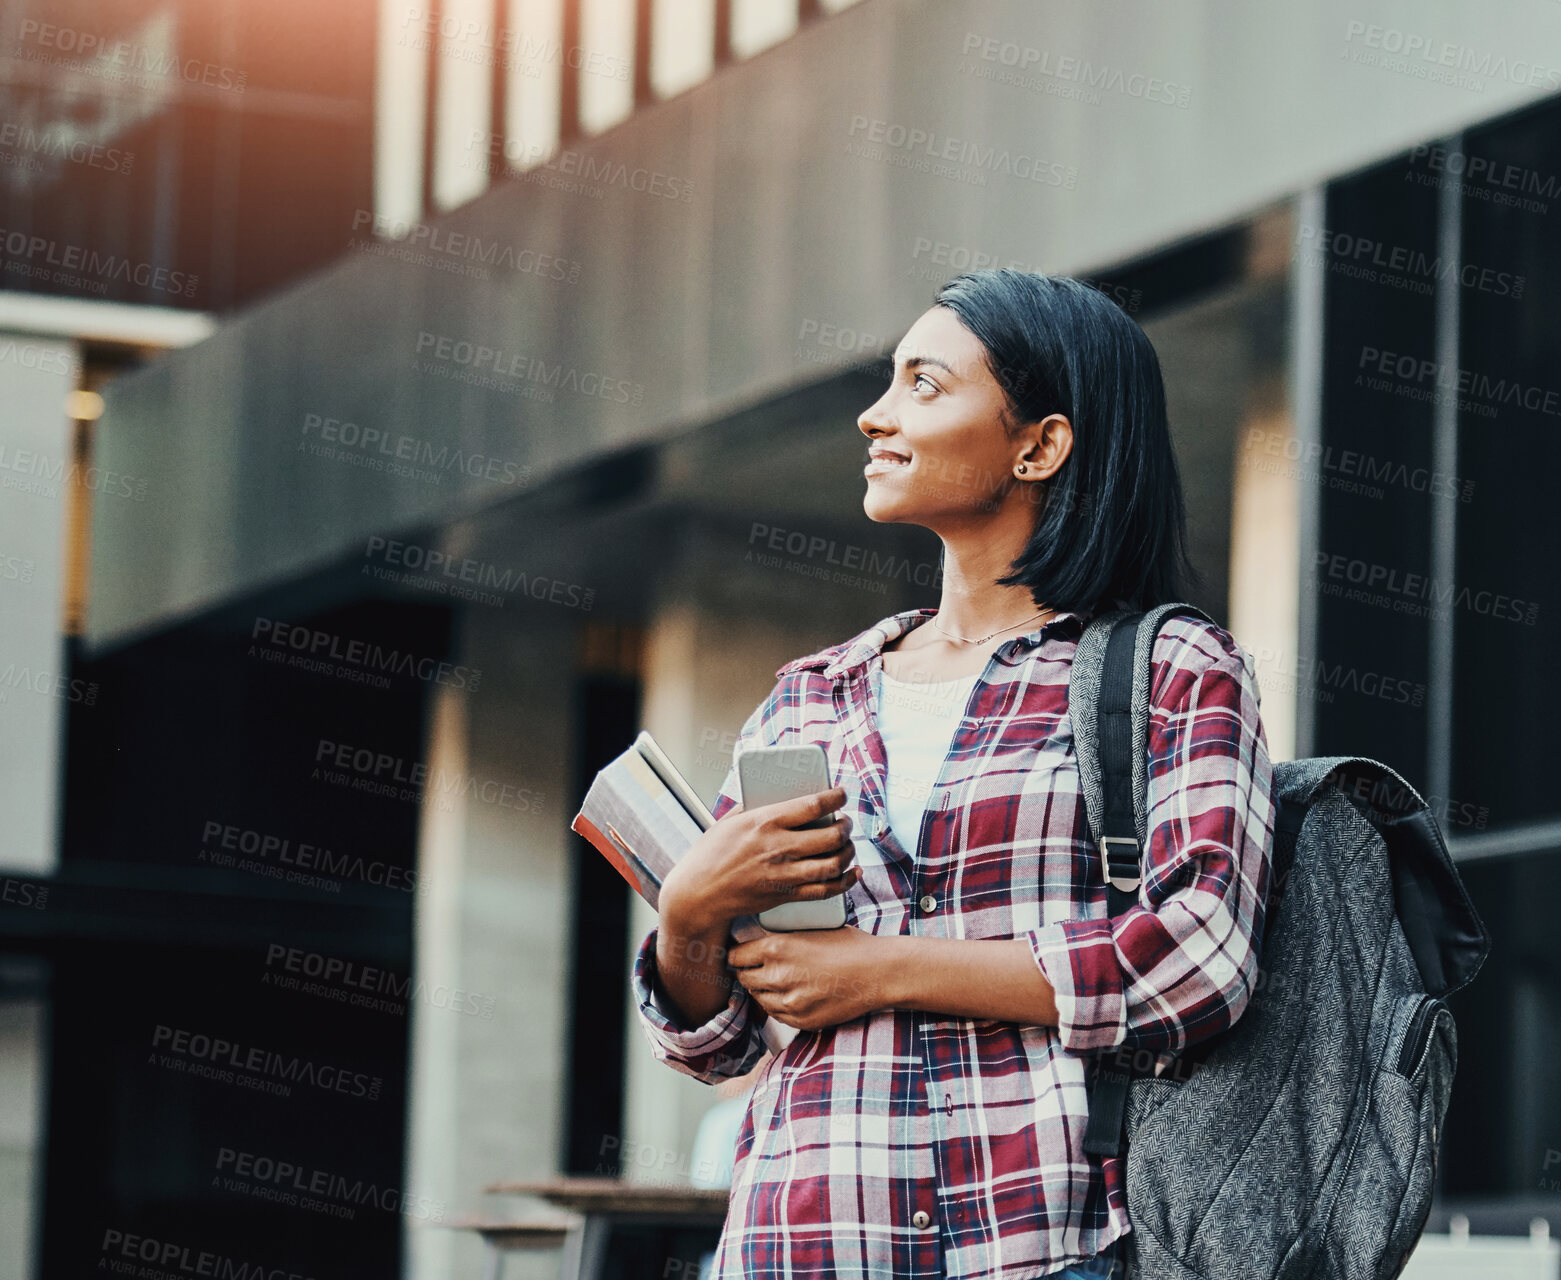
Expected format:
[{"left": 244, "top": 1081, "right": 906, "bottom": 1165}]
[{"left": 736, "top": 744, "right": 849, "bottom": 931}]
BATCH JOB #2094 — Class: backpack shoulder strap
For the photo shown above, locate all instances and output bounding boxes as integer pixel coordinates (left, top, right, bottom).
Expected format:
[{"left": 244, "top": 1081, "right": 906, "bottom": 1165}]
[
  {"left": 1070, "top": 609, "right": 1145, "bottom": 916},
  {"left": 1070, "top": 601, "right": 1217, "bottom": 908},
  {"left": 1071, "top": 600, "right": 1215, "bottom": 1158}
]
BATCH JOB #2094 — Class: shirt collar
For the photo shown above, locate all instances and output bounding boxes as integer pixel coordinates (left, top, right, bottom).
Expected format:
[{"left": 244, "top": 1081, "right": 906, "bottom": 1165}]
[{"left": 776, "top": 603, "right": 1106, "bottom": 682}]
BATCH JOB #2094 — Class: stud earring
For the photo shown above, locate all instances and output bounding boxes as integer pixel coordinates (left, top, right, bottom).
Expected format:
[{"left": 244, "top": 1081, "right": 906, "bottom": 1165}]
[{"left": 1015, "top": 464, "right": 1028, "bottom": 475}]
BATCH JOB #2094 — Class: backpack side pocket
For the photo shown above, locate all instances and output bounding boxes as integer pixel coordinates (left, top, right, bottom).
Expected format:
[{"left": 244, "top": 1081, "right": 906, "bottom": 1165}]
[{"left": 1377, "top": 995, "right": 1457, "bottom": 1280}]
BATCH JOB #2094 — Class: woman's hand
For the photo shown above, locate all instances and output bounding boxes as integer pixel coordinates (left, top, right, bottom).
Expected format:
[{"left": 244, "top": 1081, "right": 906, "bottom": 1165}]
[
  {"left": 660, "top": 786, "right": 859, "bottom": 935},
  {"left": 652, "top": 787, "right": 859, "bottom": 1031},
  {"left": 727, "top": 925, "right": 889, "bottom": 1031}
]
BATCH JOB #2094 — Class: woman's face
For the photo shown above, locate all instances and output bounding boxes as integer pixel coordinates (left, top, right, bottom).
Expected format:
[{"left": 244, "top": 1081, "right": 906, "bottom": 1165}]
[{"left": 857, "top": 305, "right": 1066, "bottom": 530}]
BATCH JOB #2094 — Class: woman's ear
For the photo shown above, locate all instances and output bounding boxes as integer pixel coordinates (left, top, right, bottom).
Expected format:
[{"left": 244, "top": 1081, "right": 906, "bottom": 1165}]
[{"left": 1018, "top": 414, "right": 1073, "bottom": 481}]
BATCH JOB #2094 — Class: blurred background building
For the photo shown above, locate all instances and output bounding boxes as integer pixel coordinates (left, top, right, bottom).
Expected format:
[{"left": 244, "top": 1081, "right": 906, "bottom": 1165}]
[{"left": 1, "top": 0, "right": 1559, "bottom": 1276}]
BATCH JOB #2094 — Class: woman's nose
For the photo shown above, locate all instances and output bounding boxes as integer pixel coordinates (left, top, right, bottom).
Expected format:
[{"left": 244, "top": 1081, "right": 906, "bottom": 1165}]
[{"left": 858, "top": 395, "right": 893, "bottom": 437}]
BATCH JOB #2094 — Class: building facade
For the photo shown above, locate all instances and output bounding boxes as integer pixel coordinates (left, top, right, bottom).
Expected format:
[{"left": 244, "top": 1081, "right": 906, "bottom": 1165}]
[{"left": 2, "top": 1, "right": 1560, "bottom": 1277}]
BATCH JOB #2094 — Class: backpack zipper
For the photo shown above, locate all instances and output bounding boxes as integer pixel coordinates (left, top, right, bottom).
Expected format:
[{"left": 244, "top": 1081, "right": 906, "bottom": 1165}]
[{"left": 1397, "top": 995, "right": 1440, "bottom": 1078}]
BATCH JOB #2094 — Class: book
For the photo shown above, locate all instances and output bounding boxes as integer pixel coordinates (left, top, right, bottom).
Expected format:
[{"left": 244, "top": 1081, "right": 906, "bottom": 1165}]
[{"left": 571, "top": 731, "right": 795, "bottom": 1055}]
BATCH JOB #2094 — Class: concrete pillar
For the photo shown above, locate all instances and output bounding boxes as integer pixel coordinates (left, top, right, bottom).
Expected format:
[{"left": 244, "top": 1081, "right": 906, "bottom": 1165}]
[
  {"left": 0, "top": 995, "right": 44, "bottom": 1280},
  {"left": 1230, "top": 396, "right": 1301, "bottom": 764},
  {"left": 404, "top": 606, "right": 576, "bottom": 1280},
  {"left": 0, "top": 330, "right": 75, "bottom": 1280},
  {"left": 0, "top": 331, "right": 77, "bottom": 876},
  {"left": 621, "top": 598, "right": 799, "bottom": 1188}
]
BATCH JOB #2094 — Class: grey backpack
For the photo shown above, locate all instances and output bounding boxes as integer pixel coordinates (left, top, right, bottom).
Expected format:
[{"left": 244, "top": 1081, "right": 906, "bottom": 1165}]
[{"left": 1067, "top": 602, "right": 1490, "bottom": 1280}]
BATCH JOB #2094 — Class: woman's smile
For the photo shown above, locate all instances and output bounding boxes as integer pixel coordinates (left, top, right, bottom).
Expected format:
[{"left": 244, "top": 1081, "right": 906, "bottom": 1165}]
[{"left": 864, "top": 445, "right": 912, "bottom": 477}]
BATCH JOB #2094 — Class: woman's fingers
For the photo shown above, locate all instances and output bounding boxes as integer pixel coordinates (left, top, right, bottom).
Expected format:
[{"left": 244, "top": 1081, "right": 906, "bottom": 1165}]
[
  {"left": 784, "top": 843, "right": 857, "bottom": 882},
  {"left": 773, "top": 813, "right": 853, "bottom": 859},
  {"left": 765, "top": 786, "right": 847, "bottom": 830},
  {"left": 782, "top": 867, "right": 860, "bottom": 901},
  {"left": 754, "top": 855, "right": 855, "bottom": 901}
]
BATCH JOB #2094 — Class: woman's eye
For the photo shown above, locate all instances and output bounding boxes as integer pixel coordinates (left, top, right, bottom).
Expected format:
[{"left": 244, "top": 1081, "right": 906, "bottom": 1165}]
[{"left": 912, "top": 373, "right": 938, "bottom": 393}]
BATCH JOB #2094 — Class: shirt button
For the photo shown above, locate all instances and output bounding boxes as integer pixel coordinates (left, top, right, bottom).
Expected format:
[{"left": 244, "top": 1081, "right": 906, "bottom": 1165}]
[
  {"left": 919, "top": 894, "right": 937, "bottom": 913},
  {"left": 912, "top": 1210, "right": 932, "bottom": 1230}
]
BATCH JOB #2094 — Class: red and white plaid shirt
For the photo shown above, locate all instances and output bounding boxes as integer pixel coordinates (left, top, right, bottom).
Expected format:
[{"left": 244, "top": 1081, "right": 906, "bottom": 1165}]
[{"left": 632, "top": 606, "right": 1275, "bottom": 1279}]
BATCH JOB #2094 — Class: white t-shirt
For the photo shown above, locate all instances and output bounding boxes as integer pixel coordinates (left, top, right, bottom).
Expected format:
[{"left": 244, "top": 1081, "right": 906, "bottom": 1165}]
[{"left": 871, "top": 663, "right": 982, "bottom": 858}]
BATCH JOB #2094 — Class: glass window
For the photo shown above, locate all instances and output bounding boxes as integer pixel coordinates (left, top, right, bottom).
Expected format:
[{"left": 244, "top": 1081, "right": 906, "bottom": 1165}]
[
  {"left": 1454, "top": 98, "right": 1561, "bottom": 834},
  {"left": 653, "top": 0, "right": 716, "bottom": 99},
  {"left": 731, "top": 0, "right": 797, "bottom": 60},
  {"left": 432, "top": 0, "right": 496, "bottom": 210},
  {"left": 375, "top": 0, "right": 428, "bottom": 227},
  {"left": 579, "top": 0, "right": 636, "bottom": 134},
  {"left": 509, "top": 0, "right": 564, "bottom": 169}
]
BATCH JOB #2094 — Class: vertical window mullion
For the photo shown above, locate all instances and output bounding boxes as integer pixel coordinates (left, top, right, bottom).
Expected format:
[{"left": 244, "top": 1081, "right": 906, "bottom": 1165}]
[
  {"left": 559, "top": 0, "right": 581, "bottom": 142},
  {"left": 633, "top": 0, "right": 653, "bottom": 107},
  {"left": 713, "top": 0, "right": 732, "bottom": 66},
  {"left": 1428, "top": 132, "right": 1462, "bottom": 816},
  {"left": 421, "top": 0, "right": 441, "bottom": 215}
]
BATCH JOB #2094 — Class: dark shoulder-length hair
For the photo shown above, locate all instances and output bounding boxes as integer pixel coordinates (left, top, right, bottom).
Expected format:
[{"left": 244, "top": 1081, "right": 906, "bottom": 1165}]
[{"left": 933, "top": 268, "right": 1201, "bottom": 615}]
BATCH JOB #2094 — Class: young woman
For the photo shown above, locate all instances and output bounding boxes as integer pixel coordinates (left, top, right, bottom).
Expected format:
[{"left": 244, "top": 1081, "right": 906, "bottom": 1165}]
[{"left": 631, "top": 270, "right": 1276, "bottom": 1280}]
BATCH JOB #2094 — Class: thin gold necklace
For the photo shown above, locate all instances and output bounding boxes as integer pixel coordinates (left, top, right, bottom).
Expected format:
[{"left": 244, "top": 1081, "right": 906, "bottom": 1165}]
[{"left": 931, "top": 606, "right": 1054, "bottom": 645}]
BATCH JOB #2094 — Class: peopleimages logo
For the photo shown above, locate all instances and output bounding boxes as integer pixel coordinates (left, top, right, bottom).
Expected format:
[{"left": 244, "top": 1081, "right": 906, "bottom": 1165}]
[
  {"left": 201, "top": 817, "right": 420, "bottom": 895},
  {"left": 1406, "top": 143, "right": 1561, "bottom": 215},
  {"left": 1, "top": 876, "right": 47, "bottom": 910},
  {"left": 1356, "top": 346, "right": 1561, "bottom": 420},
  {"left": 312, "top": 734, "right": 545, "bottom": 815},
  {"left": 400, "top": 5, "right": 629, "bottom": 80},
  {"left": 959, "top": 33, "right": 1192, "bottom": 107},
  {"left": 1323, "top": 766, "right": 1490, "bottom": 834},
  {"left": 846, "top": 115, "right": 1078, "bottom": 188},
  {"left": 413, "top": 331, "right": 644, "bottom": 405},
  {"left": 0, "top": 336, "right": 71, "bottom": 376},
  {"left": 214, "top": 1146, "right": 444, "bottom": 1222},
  {"left": 746, "top": 522, "right": 942, "bottom": 590},
  {"left": 262, "top": 942, "right": 497, "bottom": 1020},
  {"left": 1241, "top": 426, "right": 1474, "bottom": 504},
  {"left": 99, "top": 1229, "right": 313, "bottom": 1280},
  {"left": 15, "top": 19, "right": 248, "bottom": 93},
  {"left": 151, "top": 1023, "right": 382, "bottom": 1100},
  {"left": 1246, "top": 646, "right": 1427, "bottom": 708},
  {"left": 0, "top": 662, "right": 98, "bottom": 706},
  {"left": 251, "top": 616, "right": 482, "bottom": 692},
  {"left": 0, "top": 121, "right": 134, "bottom": 174},
  {"left": 1343, "top": 22, "right": 1561, "bottom": 91},
  {"left": 0, "top": 440, "right": 149, "bottom": 501},
  {"left": 1295, "top": 224, "right": 1523, "bottom": 298},
  {"left": 361, "top": 535, "right": 595, "bottom": 611},
  {"left": 300, "top": 412, "right": 531, "bottom": 487},
  {"left": 0, "top": 227, "right": 198, "bottom": 297},
  {"left": 1312, "top": 550, "right": 1539, "bottom": 626},
  {"left": 349, "top": 210, "right": 582, "bottom": 282},
  {"left": 905, "top": 237, "right": 1143, "bottom": 310},
  {"left": 464, "top": 131, "right": 695, "bottom": 202},
  {"left": 1542, "top": 1149, "right": 1561, "bottom": 1192}
]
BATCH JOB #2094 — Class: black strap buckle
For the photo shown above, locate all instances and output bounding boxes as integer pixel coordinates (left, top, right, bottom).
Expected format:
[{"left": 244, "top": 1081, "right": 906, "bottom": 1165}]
[{"left": 1098, "top": 835, "right": 1140, "bottom": 894}]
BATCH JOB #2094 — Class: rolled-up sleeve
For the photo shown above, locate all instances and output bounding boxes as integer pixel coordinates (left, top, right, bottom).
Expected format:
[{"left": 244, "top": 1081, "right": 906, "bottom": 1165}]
[
  {"left": 1026, "top": 636, "right": 1275, "bottom": 1057},
  {"left": 631, "top": 924, "right": 769, "bottom": 1084},
  {"left": 630, "top": 698, "right": 774, "bottom": 1084}
]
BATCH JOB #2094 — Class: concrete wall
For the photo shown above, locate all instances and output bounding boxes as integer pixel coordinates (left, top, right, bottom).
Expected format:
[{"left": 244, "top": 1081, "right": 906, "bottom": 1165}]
[{"left": 86, "top": 0, "right": 1561, "bottom": 651}]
